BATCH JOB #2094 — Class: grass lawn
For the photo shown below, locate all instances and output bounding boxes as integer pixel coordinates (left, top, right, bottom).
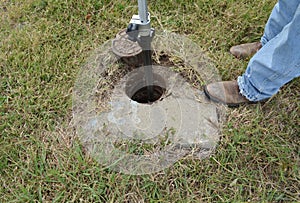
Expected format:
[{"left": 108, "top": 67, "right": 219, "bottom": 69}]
[{"left": 1, "top": 0, "right": 299, "bottom": 202}]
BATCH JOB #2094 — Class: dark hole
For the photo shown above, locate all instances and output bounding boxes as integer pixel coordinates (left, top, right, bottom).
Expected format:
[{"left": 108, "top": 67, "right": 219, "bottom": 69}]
[{"left": 131, "top": 85, "right": 165, "bottom": 104}]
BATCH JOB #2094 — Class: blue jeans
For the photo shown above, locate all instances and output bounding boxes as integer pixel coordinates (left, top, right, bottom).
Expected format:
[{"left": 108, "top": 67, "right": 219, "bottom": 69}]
[{"left": 238, "top": 0, "right": 300, "bottom": 101}]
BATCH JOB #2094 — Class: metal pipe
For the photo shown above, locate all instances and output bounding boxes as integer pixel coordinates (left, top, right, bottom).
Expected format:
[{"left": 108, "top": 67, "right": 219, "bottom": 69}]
[
  {"left": 143, "top": 50, "right": 154, "bottom": 101},
  {"left": 138, "top": 0, "right": 148, "bottom": 24},
  {"left": 137, "top": 0, "right": 154, "bottom": 102}
]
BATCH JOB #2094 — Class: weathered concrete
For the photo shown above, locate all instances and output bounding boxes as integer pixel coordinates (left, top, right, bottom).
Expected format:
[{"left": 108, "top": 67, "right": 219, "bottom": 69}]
[
  {"left": 105, "top": 66, "right": 220, "bottom": 148},
  {"left": 73, "top": 31, "right": 226, "bottom": 174}
]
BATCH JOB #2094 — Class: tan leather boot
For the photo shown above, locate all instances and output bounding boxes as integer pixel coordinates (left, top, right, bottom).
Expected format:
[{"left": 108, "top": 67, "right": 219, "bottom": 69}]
[
  {"left": 204, "top": 81, "right": 252, "bottom": 107},
  {"left": 230, "top": 42, "right": 262, "bottom": 58}
]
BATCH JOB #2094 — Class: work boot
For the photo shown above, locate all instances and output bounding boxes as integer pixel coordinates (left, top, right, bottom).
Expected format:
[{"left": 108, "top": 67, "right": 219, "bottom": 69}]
[
  {"left": 204, "top": 81, "right": 252, "bottom": 107},
  {"left": 230, "top": 42, "right": 262, "bottom": 58}
]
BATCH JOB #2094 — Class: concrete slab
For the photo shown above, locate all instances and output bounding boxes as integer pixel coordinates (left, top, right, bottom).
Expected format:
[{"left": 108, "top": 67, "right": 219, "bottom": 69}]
[{"left": 73, "top": 31, "right": 227, "bottom": 174}]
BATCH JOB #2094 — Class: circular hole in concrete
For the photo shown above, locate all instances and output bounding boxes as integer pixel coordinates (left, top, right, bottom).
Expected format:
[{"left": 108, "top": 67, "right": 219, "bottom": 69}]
[
  {"left": 125, "top": 72, "right": 166, "bottom": 104},
  {"left": 131, "top": 85, "right": 165, "bottom": 103}
]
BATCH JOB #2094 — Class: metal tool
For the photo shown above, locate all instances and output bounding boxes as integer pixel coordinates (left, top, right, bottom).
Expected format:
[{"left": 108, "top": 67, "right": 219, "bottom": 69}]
[{"left": 126, "top": 0, "right": 155, "bottom": 102}]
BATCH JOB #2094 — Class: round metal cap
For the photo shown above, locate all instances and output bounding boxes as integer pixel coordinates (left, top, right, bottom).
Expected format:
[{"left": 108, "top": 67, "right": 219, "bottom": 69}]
[{"left": 112, "top": 29, "right": 142, "bottom": 58}]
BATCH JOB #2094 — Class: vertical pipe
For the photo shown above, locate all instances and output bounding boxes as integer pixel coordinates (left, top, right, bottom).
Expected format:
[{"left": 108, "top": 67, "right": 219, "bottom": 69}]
[
  {"left": 138, "top": 0, "right": 153, "bottom": 102},
  {"left": 138, "top": 0, "right": 148, "bottom": 24},
  {"left": 144, "top": 50, "right": 154, "bottom": 102}
]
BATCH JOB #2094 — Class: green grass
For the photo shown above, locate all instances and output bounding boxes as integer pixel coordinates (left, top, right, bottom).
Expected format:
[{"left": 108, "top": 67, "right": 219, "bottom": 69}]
[{"left": 1, "top": 0, "right": 299, "bottom": 202}]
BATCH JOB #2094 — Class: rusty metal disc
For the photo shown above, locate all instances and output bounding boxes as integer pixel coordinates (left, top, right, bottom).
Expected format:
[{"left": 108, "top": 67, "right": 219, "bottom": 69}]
[{"left": 112, "top": 29, "right": 142, "bottom": 58}]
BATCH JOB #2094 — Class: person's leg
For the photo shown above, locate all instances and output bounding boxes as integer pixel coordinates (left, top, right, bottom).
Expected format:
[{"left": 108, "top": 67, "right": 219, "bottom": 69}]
[
  {"left": 238, "top": 3, "right": 300, "bottom": 102},
  {"left": 230, "top": 0, "right": 300, "bottom": 58},
  {"left": 205, "top": 3, "right": 300, "bottom": 106},
  {"left": 261, "top": 0, "right": 300, "bottom": 45}
]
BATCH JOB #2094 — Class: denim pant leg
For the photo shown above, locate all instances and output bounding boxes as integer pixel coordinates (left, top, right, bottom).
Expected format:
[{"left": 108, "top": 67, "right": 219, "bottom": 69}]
[
  {"left": 261, "top": 0, "right": 300, "bottom": 45},
  {"left": 238, "top": 4, "right": 300, "bottom": 102}
]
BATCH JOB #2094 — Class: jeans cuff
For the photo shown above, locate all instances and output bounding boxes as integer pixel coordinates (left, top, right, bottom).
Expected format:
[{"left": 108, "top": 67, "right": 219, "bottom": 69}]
[
  {"left": 237, "top": 76, "right": 258, "bottom": 102},
  {"left": 260, "top": 35, "right": 268, "bottom": 46}
]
